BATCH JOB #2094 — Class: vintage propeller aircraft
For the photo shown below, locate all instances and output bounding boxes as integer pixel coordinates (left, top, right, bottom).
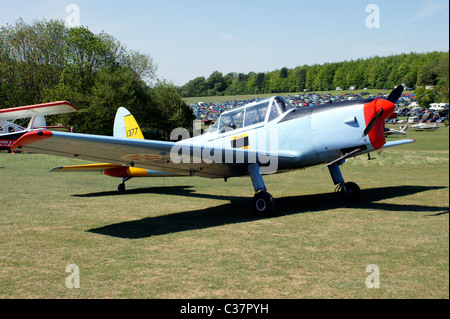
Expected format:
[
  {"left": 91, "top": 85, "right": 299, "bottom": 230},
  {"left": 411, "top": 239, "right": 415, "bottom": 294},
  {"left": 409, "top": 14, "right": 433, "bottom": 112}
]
[
  {"left": 384, "top": 125, "right": 408, "bottom": 136},
  {"left": 412, "top": 122, "right": 440, "bottom": 131},
  {"left": 11, "top": 85, "right": 414, "bottom": 216},
  {"left": 0, "top": 101, "right": 77, "bottom": 150}
]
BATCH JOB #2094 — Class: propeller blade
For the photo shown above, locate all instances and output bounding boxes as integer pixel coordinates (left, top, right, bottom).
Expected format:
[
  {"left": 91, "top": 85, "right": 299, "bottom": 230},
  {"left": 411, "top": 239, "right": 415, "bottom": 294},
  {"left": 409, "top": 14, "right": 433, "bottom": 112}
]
[
  {"left": 387, "top": 85, "right": 404, "bottom": 104},
  {"left": 362, "top": 108, "right": 383, "bottom": 137}
]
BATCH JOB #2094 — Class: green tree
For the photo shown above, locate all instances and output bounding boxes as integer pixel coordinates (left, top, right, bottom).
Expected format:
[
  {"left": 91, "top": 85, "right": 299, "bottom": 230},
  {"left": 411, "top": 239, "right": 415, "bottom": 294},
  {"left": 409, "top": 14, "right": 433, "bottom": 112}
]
[
  {"left": 180, "top": 76, "right": 207, "bottom": 97},
  {"left": 333, "top": 63, "right": 348, "bottom": 89},
  {"left": 207, "top": 71, "right": 226, "bottom": 95},
  {"left": 415, "top": 87, "right": 438, "bottom": 108},
  {"left": 316, "top": 63, "right": 336, "bottom": 90},
  {"left": 418, "top": 60, "right": 439, "bottom": 86},
  {"left": 435, "top": 53, "right": 449, "bottom": 102},
  {"left": 402, "top": 53, "right": 422, "bottom": 88},
  {"left": 305, "top": 65, "right": 320, "bottom": 91},
  {"left": 0, "top": 18, "right": 198, "bottom": 139},
  {"left": 279, "top": 67, "right": 288, "bottom": 79},
  {"left": 0, "top": 19, "right": 69, "bottom": 106},
  {"left": 149, "top": 80, "right": 195, "bottom": 140},
  {"left": 255, "top": 73, "right": 266, "bottom": 93},
  {"left": 296, "top": 67, "right": 307, "bottom": 91}
]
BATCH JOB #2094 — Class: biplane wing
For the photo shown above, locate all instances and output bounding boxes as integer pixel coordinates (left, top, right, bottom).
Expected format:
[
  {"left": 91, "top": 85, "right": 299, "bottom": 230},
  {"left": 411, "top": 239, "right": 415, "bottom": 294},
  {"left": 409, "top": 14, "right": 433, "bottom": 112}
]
[{"left": 0, "top": 101, "right": 77, "bottom": 120}]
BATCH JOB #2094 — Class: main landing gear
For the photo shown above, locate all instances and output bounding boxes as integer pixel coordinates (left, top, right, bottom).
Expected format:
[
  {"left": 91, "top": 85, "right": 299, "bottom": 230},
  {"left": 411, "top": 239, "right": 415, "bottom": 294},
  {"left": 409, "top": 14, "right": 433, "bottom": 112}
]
[
  {"left": 248, "top": 164, "right": 275, "bottom": 217},
  {"left": 248, "top": 161, "right": 361, "bottom": 217},
  {"left": 328, "top": 161, "right": 360, "bottom": 202}
]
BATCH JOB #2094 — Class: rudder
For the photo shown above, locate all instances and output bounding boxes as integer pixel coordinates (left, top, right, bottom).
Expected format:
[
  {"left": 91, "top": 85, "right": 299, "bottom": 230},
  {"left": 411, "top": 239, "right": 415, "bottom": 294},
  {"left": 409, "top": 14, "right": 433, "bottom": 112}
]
[{"left": 113, "top": 107, "right": 144, "bottom": 139}]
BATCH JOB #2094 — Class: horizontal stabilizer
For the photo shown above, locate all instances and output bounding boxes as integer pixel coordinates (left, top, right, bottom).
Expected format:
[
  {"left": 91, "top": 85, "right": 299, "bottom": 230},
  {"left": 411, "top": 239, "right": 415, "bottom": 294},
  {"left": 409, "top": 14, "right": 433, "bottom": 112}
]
[
  {"left": 49, "top": 163, "right": 123, "bottom": 173},
  {"left": 50, "top": 163, "right": 181, "bottom": 178}
]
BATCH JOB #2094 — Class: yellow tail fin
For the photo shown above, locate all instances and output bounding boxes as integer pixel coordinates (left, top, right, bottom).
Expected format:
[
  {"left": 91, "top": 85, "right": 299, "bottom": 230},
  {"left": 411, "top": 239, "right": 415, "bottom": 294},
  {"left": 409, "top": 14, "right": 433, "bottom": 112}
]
[
  {"left": 113, "top": 107, "right": 144, "bottom": 139},
  {"left": 123, "top": 113, "right": 144, "bottom": 139}
]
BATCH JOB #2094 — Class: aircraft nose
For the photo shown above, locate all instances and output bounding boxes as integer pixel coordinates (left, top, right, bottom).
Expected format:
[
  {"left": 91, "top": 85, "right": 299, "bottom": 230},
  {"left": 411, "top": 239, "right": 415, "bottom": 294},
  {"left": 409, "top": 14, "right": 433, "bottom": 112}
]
[
  {"left": 363, "top": 98, "right": 395, "bottom": 150},
  {"left": 376, "top": 99, "right": 395, "bottom": 121}
]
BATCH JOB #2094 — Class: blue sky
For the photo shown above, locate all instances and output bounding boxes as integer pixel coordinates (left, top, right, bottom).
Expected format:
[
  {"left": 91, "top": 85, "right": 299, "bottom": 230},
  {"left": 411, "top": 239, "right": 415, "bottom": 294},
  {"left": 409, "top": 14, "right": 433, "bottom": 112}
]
[{"left": 1, "top": 0, "right": 449, "bottom": 85}]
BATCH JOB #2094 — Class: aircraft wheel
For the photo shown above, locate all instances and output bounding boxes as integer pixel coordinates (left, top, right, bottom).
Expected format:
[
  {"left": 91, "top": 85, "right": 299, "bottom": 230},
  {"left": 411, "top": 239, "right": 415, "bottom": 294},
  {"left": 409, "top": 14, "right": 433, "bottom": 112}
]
[
  {"left": 118, "top": 183, "right": 126, "bottom": 192},
  {"left": 252, "top": 191, "right": 275, "bottom": 217},
  {"left": 340, "top": 182, "right": 360, "bottom": 202}
]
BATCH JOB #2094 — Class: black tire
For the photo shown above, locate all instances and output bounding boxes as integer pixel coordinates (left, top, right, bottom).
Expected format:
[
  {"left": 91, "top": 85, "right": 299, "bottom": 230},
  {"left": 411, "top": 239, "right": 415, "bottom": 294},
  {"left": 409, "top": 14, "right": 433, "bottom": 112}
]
[
  {"left": 252, "top": 191, "right": 275, "bottom": 217},
  {"left": 340, "top": 182, "right": 360, "bottom": 202},
  {"left": 118, "top": 183, "right": 126, "bottom": 192}
]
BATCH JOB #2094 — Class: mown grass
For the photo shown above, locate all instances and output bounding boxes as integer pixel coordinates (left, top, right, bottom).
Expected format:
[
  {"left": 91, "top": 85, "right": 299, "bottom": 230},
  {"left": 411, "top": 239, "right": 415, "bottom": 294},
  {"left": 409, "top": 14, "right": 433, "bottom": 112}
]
[{"left": 0, "top": 127, "right": 448, "bottom": 299}]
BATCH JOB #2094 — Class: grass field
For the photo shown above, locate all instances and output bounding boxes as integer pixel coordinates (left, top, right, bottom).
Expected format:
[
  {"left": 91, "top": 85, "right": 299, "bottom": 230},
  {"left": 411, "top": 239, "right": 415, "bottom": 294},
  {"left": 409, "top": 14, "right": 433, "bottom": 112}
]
[{"left": 0, "top": 126, "right": 448, "bottom": 299}]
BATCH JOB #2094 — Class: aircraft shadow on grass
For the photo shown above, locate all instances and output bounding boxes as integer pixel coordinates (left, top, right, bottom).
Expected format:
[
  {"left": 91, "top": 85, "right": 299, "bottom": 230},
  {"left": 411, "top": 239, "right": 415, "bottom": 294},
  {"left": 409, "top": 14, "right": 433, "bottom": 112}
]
[{"left": 85, "top": 185, "right": 449, "bottom": 239}]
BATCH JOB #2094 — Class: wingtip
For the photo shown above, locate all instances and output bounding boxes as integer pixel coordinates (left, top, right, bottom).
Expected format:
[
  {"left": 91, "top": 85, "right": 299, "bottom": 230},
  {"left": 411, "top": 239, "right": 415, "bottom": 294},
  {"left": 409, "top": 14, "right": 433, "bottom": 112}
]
[{"left": 12, "top": 130, "right": 53, "bottom": 149}]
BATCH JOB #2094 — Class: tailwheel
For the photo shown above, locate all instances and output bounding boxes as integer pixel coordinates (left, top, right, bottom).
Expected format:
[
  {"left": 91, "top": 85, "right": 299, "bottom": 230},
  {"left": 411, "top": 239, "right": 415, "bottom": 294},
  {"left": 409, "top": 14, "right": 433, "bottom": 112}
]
[
  {"left": 252, "top": 190, "right": 275, "bottom": 217},
  {"left": 118, "top": 177, "right": 131, "bottom": 193},
  {"left": 339, "top": 182, "right": 360, "bottom": 202}
]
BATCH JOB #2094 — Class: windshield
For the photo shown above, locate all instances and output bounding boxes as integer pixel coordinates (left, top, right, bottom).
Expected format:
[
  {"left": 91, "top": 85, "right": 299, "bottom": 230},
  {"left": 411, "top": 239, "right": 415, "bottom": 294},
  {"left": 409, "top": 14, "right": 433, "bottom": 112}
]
[
  {"left": 219, "top": 109, "right": 244, "bottom": 133},
  {"left": 215, "top": 97, "right": 292, "bottom": 134},
  {"left": 208, "top": 120, "right": 219, "bottom": 133},
  {"left": 244, "top": 101, "right": 269, "bottom": 126}
]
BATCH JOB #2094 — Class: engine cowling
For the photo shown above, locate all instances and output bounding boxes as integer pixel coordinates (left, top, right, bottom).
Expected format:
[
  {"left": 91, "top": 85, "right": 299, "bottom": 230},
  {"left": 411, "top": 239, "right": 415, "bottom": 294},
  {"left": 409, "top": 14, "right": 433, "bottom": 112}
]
[{"left": 363, "top": 99, "right": 395, "bottom": 150}]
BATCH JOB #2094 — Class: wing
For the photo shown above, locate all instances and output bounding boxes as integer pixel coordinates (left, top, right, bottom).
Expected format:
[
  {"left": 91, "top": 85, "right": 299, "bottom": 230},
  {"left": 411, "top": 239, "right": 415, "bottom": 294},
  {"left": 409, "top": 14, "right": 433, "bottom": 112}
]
[
  {"left": 383, "top": 139, "right": 415, "bottom": 148},
  {"left": 0, "top": 101, "right": 77, "bottom": 120},
  {"left": 13, "top": 130, "right": 298, "bottom": 178}
]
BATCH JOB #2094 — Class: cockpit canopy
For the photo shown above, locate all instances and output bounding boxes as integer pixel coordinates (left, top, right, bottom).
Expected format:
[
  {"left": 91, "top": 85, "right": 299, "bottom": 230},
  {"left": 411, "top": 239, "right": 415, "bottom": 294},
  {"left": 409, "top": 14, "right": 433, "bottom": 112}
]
[{"left": 209, "top": 96, "right": 294, "bottom": 134}]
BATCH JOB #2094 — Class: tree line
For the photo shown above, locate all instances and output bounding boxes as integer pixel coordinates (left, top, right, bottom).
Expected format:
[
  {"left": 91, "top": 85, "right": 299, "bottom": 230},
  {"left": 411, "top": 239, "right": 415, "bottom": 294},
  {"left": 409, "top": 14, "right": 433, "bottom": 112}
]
[
  {"left": 0, "top": 19, "right": 194, "bottom": 138},
  {"left": 179, "top": 51, "right": 449, "bottom": 103}
]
